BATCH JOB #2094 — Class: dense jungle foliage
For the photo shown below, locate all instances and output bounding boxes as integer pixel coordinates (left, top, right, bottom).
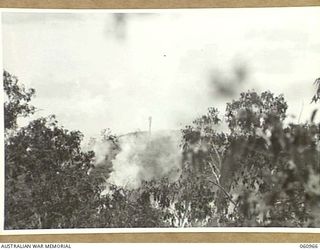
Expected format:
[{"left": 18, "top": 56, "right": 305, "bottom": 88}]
[{"left": 4, "top": 70, "right": 320, "bottom": 228}]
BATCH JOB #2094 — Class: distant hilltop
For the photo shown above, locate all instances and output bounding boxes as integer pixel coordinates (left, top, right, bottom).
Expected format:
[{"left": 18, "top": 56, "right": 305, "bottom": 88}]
[{"left": 118, "top": 129, "right": 182, "bottom": 140}]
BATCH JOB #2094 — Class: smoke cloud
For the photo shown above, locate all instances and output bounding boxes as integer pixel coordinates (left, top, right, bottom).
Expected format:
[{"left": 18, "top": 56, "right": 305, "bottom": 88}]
[{"left": 88, "top": 130, "right": 182, "bottom": 189}]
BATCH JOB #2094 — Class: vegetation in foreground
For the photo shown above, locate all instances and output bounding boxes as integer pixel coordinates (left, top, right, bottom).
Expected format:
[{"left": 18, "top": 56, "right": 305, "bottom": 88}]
[{"left": 4, "top": 70, "right": 320, "bottom": 228}]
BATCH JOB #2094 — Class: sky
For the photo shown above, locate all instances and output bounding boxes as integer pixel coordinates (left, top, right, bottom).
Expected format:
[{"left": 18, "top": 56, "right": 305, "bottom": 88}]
[{"left": 2, "top": 8, "right": 320, "bottom": 139}]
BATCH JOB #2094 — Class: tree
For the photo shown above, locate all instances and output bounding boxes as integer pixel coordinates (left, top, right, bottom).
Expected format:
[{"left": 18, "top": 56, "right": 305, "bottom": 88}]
[
  {"left": 5, "top": 115, "right": 103, "bottom": 228},
  {"left": 3, "top": 71, "right": 35, "bottom": 130},
  {"left": 226, "top": 91, "right": 287, "bottom": 134},
  {"left": 311, "top": 77, "right": 320, "bottom": 103},
  {"left": 141, "top": 108, "right": 225, "bottom": 227},
  {"left": 96, "top": 183, "right": 168, "bottom": 228},
  {"left": 219, "top": 91, "right": 288, "bottom": 225},
  {"left": 168, "top": 90, "right": 319, "bottom": 227},
  {"left": 4, "top": 70, "right": 103, "bottom": 229}
]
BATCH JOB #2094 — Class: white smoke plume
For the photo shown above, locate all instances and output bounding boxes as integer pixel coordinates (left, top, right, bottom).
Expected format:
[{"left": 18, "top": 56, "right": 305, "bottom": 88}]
[{"left": 86, "top": 130, "right": 182, "bottom": 189}]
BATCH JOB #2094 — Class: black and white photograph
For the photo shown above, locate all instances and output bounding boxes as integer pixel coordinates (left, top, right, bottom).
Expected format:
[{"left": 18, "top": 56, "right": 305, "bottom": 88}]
[{"left": 2, "top": 7, "right": 320, "bottom": 231}]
